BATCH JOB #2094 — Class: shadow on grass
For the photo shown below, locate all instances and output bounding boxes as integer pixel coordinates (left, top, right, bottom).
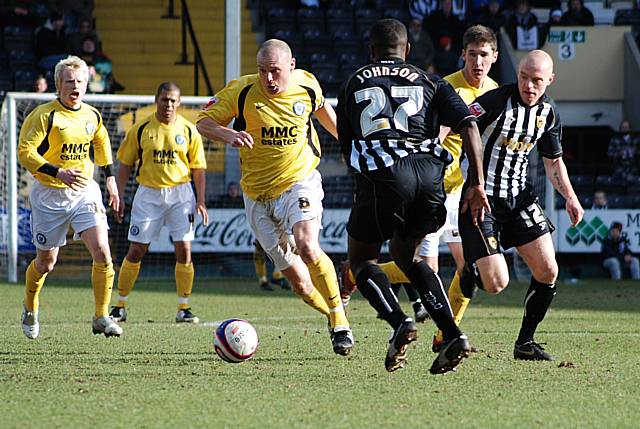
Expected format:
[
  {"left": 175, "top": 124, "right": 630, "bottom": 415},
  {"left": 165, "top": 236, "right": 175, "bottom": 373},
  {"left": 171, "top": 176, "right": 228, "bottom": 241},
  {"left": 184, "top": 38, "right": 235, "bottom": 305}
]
[{"left": 7, "top": 277, "right": 639, "bottom": 314}]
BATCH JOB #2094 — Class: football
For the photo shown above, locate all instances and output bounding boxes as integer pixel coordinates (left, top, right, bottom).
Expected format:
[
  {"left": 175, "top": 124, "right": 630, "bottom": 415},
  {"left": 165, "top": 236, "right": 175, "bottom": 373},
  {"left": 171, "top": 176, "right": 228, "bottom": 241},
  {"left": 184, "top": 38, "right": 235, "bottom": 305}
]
[{"left": 213, "top": 319, "right": 259, "bottom": 363}]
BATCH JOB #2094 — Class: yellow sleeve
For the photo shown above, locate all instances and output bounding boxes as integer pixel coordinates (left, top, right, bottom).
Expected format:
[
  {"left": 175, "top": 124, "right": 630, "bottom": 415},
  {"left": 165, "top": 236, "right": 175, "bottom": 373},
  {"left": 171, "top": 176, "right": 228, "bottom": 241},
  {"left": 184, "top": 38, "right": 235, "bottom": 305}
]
[
  {"left": 196, "top": 79, "right": 241, "bottom": 126},
  {"left": 116, "top": 124, "right": 140, "bottom": 166},
  {"left": 18, "top": 108, "right": 50, "bottom": 174},
  {"left": 307, "top": 71, "right": 325, "bottom": 111},
  {"left": 92, "top": 114, "right": 113, "bottom": 167},
  {"left": 188, "top": 125, "right": 207, "bottom": 170}
]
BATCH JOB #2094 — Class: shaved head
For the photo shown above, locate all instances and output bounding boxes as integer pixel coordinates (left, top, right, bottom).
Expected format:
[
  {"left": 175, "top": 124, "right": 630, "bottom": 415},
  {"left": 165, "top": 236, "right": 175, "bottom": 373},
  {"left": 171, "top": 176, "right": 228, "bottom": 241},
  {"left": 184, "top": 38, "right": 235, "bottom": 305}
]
[
  {"left": 518, "top": 49, "right": 554, "bottom": 75},
  {"left": 257, "top": 39, "right": 292, "bottom": 62},
  {"left": 256, "top": 39, "right": 295, "bottom": 95},
  {"left": 517, "top": 50, "right": 555, "bottom": 106}
]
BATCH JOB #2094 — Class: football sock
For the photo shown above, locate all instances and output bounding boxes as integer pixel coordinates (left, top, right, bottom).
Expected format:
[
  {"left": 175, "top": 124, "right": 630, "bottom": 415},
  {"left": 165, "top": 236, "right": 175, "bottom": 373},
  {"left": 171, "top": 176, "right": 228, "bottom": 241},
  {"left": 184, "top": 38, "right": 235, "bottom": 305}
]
[
  {"left": 404, "top": 260, "right": 461, "bottom": 341},
  {"left": 253, "top": 248, "right": 267, "bottom": 282},
  {"left": 296, "top": 287, "right": 331, "bottom": 317},
  {"left": 306, "top": 254, "right": 349, "bottom": 329},
  {"left": 378, "top": 261, "right": 409, "bottom": 284},
  {"left": 516, "top": 277, "right": 556, "bottom": 344},
  {"left": 176, "top": 262, "right": 194, "bottom": 310},
  {"left": 92, "top": 261, "right": 115, "bottom": 318},
  {"left": 391, "top": 283, "right": 401, "bottom": 298},
  {"left": 355, "top": 264, "right": 406, "bottom": 329},
  {"left": 25, "top": 261, "right": 47, "bottom": 313},
  {"left": 116, "top": 258, "right": 141, "bottom": 307},
  {"left": 434, "top": 270, "right": 469, "bottom": 345},
  {"left": 402, "top": 283, "right": 422, "bottom": 303}
]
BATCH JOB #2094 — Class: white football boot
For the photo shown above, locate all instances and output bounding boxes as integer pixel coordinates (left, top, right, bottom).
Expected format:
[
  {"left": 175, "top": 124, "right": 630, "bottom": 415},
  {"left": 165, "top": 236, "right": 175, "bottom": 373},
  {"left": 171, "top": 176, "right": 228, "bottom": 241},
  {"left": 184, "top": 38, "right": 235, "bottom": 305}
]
[
  {"left": 21, "top": 304, "right": 39, "bottom": 339},
  {"left": 92, "top": 316, "right": 123, "bottom": 337}
]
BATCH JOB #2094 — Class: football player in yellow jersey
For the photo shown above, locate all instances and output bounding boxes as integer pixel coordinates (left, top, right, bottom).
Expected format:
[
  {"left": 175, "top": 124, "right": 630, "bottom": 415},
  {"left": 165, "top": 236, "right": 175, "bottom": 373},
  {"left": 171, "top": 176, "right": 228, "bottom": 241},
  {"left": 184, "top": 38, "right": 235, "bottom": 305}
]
[
  {"left": 18, "top": 56, "right": 122, "bottom": 339},
  {"left": 109, "top": 82, "right": 208, "bottom": 324},
  {"left": 197, "top": 39, "right": 354, "bottom": 355},
  {"left": 339, "top": 25, "right": 499, "bottom": 350}
]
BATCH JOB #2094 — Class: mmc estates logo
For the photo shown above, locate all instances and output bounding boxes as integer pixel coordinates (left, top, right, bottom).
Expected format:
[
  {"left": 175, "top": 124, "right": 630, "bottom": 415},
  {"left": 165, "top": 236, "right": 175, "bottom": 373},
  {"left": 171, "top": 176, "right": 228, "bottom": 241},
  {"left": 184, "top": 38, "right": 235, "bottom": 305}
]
[{"left": 565, "top": 216, "right": 609, "bottom": 246}]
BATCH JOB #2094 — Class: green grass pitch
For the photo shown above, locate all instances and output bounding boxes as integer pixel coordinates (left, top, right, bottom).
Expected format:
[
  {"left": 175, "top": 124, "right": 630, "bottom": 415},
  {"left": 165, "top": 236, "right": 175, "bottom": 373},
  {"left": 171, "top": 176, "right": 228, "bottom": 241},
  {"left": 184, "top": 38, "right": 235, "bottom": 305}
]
[{"left": 1, "top": 277, "right": 639, "bottom": 428}]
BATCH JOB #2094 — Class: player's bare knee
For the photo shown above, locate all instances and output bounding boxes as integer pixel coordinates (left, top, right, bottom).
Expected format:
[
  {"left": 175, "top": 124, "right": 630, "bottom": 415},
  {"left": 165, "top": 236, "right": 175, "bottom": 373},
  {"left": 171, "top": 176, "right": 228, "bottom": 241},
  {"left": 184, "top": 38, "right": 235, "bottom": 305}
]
[
  {"left": 482, "top": 272, "right": 510, "bottom": 294},
  {"left": 296, "top": 241, "right": 320, "bottom": 264},
  {"left": 533, "top": 263, "right": 558, "bottom": 284},
  {"left": 35, "top": 258, "right": 56, "bottom": 274}
]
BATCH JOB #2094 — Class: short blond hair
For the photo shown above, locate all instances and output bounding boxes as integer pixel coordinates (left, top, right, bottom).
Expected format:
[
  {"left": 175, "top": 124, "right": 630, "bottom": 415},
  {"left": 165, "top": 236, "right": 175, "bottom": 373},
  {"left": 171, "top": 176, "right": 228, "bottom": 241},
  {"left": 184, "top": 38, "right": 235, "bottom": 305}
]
[{"left": 54, "top": 55, "right": 89, "bottom": 92}]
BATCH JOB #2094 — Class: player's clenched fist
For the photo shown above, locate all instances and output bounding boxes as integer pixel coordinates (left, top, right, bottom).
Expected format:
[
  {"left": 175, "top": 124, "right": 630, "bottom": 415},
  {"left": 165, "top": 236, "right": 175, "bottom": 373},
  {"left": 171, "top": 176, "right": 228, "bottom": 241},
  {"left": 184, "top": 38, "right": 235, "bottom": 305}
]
[{"left": 231, "top": 131, "right": 254, "bottom": 149}]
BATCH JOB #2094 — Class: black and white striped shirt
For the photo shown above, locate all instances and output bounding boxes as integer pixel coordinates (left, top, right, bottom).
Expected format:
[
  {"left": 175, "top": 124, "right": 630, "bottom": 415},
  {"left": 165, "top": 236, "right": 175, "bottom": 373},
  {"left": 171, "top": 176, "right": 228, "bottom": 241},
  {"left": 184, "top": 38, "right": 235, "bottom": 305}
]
[
  {"left": 337, "top": 58, "right": 476, "bottom": 173},
  {"left": 469, "top": 84, "right": 563, "bottom": 199}
]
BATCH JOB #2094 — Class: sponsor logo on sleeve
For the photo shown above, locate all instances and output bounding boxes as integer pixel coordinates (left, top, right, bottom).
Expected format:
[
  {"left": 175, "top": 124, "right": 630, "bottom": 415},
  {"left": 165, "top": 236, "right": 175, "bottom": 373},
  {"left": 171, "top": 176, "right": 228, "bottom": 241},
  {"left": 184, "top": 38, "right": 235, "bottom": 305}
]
[
  {"left": 203, "top": 96, "right": 219, "bottom": 110},
  {"left": 469, "top": 102, "right": 486, "bottom": 117}
]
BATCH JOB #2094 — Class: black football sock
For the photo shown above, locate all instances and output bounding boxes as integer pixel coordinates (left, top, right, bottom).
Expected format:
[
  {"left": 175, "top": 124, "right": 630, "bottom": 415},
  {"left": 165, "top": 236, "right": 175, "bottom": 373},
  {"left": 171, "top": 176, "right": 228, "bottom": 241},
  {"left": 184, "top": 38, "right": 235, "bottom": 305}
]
[
  {"left": 404, "top": 261, "right": 461, "bottom": 341},
  {"left": 390, "top": 283, "right": 401, "bottom": 298},
  {"left": 402, "top": 283, "right": 421, "bottom": 303},
  {"left": 516, "top": 277, "right": 557, "bottom": 345},
  {"left": 356, "top": 264, "right": 407, "bottom": 329}
]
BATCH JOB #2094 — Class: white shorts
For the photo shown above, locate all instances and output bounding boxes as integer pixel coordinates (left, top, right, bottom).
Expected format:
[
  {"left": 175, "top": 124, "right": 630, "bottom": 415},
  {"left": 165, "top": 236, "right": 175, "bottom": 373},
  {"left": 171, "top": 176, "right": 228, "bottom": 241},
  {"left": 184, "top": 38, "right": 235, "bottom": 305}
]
[
  {"left": 244, "top": 169, "right": 324, "bottom": 271},
  {"left": 128, "top": 182, "right": 195, "bottom": 243},
  {"left": 418, "top": 192, "right": 462, "bottom": 258},
  {"left": 29, "top": 180, "right": 108, "bottom": 250}
]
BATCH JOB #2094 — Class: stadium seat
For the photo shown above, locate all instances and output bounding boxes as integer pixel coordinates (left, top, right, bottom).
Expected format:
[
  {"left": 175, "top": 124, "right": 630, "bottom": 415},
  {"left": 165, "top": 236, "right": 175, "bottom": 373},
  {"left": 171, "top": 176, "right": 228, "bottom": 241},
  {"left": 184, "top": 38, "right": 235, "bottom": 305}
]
[
  {"left": 8, "top": 49, "right": 36, "bottom": 68},
  {"left": 273, "top": 30, "right": 302, "bottom": 54},
  {"left": 608, "top": 194, "right": 634, "bottom": 208},
  {"left": 571, "top": 174, "right": 596, "bottom": 194},
  {"left": 297, "top": 8, "right": 325, "bottom": 32},
  {"left": 355, "top": 8, "right": 381, "bottom": 34},
  {"left": 579, "top": 194, "right": 593, "bottom": 209},
  {"left": 3, "top": 26, "right": 33, "bottom": 51},
  {"left": 326, "top": 8, "right": 354, "bottom": 33},
  {"left": 314, "top": 69, "right": 342, "bottom": 97},
  {"left": 339, "top": 52, "right": 366, "bottom": 78},
  {"left": 266, "top": 8, "right": 297, "bottom": 38},
  {"left": 0, "top": 70, "right": 12, "bottom": 91},
  {"left": 626, "top": 175, "right": 640, "bottom": 194},
  {"left": 595, "top": 175, "right": 626, "bottom": 194},
  {"left": 13, "top": 68, "right": 38, "bottom": 91},
  {"left": 332, "top": 30, "right": 360, "bottom": 54},
  {"left": 383, "top": 8, "right": 412, "bottom": 24}
]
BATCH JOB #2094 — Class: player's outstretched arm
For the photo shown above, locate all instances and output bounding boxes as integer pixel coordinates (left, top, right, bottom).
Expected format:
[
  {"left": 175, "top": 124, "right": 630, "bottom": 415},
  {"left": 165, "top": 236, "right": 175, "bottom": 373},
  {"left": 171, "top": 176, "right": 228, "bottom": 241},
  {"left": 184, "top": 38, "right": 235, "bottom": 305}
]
[
  {"left": 459, "top": 122, "right": 490, "bottom": 225},
  {"left": 543, "top": 157, "right": 584, "bottom": 226},
  {"left": 192, "top": 168, "right": 208, "bottom": 226},
  {"left": 196, "top": 118, "right": 254, "bottom": 149},
  {"left": 314, "top": 103, "right": 338, "bottom": 139}
]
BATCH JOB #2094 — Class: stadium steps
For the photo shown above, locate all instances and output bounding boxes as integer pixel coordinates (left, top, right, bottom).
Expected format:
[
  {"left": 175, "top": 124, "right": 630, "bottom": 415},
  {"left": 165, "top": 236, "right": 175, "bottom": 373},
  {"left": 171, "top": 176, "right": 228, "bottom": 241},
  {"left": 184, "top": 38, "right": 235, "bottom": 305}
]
[{"left": 94, "top": 0, "right": 257, "bottom": 96}]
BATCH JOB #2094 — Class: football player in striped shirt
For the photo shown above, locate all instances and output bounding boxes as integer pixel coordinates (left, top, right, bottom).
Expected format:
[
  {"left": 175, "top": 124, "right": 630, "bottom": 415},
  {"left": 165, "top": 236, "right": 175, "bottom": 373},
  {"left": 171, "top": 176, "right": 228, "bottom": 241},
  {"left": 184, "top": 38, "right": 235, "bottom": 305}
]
[{"left": 458, "top": 50, "right": 584, "bottom": 361}]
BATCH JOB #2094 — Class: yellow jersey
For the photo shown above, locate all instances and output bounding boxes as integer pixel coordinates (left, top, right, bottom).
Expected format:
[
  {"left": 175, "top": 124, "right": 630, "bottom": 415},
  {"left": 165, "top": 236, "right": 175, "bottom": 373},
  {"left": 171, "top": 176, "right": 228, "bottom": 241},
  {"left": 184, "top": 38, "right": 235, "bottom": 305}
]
[
  {"left": 442, "top": 70, "right": 498, "bottom": 193},
  {"left": 197, "top": 69, "right": 324, "bottom": 201},
  {"left": 117, "top": 113, "right": 206, "bottom": 188},
  {"left": 18, "top": 99, "right": 112, "bottom": 189}
]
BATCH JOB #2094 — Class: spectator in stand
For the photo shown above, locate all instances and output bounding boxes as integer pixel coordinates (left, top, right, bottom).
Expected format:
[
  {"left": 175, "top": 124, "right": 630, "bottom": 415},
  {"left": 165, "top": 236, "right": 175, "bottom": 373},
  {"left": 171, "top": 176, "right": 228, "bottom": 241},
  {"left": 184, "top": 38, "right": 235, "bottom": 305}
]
[
  {"left": 33, "top": 74, "right": 48, "bottom": 93},
  {"left": 79, "top": 37, "right": 124, "bottom": 93},
  {"left": 505, "top": 0, "right": 540, "bottom": 50},
  {"left": 214, "top": 181, "right": 243, "bottom": 208},
  {"left": 409, "top": 0, "right": 439, "bottom": 22},
  {"left": 602, "top": 222, "right": 640, "bottom": 280},
  {"left": 540, "top": 8, "right": 563, "bottom": 43},
  {"left": 560, "top": 0, "right": 595, "bottom": 26},
  {"left": 592, "top": 190, "right": 608, "bottom": 210},
  {"left": 406, "top": 18, "right": 436, "bottom": 71},
  {"left": 434, "top": 35, "right": 461, "bottom": 77},
  {"left": 35, "top": 11, "right": 68, "bottom": 72},
  {"left": 68, "top": 17, "right": 100, "bottom": 55},
  {"left": 474, "top": 0, "right": 507, "bottom": 34},
  {"left": 0, "top": 1, "right": 42, "bottom": 29},
  {"left": 425, "top": 0, "right": 465, "bottom": 52},
  {"left": 56, "top": 0, "right": 94, "bottom": 33},
  {"left": 608, "top": 119, "right": 639, "bottom": 179}
]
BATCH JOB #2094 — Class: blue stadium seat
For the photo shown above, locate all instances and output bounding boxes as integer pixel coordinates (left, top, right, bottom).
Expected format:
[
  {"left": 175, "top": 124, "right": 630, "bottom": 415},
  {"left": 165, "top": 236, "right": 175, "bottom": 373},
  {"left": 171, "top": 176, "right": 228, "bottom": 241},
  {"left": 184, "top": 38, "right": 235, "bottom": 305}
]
[
  {"left": 3, "top": 26, "right": 33, "bottom": 50},
  {"left": 383, "top": 8, "right": 411, "bottom": 24},
  {"left": 332, "top": 30, "right": 360, "bottom": 54},
  {"left": 0, "top": 70, "right": 12, "bottom": 91},
  {"left": 8, "top": 49, "right": 36, "bottom": 68},
  {"left": 595, "top": 175, "right": 626, "bottom": 194},
  {"left": 273, "top": 30, "right": 302, "bottom": 54},
  {"left": 355, "top": 8, "right": 381, "bottom": 34},
  {"left": 266, "top": 8, "right": 297, "bottom": 38},
  {"left": 297, "top": 8, "right": 325, "bottom": 32},
  {"left": 608, "top": 194, "right": 634, "bottom": 209},
  {"left": 626, "top": 175, "right": 640, "bottom": 194},
  {"left": 13, "top": 68, "right": 38, "bottom": 91},
  {"left": 326, "top": 8, "right": 354, "bottom": 33},
  {"left": 571, "top": 174, "right": 595, "bottom": 194}
]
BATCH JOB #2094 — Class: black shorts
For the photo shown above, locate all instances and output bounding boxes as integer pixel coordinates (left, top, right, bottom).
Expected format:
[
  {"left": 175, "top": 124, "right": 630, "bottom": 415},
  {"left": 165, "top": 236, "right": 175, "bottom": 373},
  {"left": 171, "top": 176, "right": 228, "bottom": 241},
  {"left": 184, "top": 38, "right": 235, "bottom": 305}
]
[
  {"left": 347, "top": 153, "right": 446, "bottom": 244},
  {"left": 459, "top": 187, "right": 555, "bottom": 264}
]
